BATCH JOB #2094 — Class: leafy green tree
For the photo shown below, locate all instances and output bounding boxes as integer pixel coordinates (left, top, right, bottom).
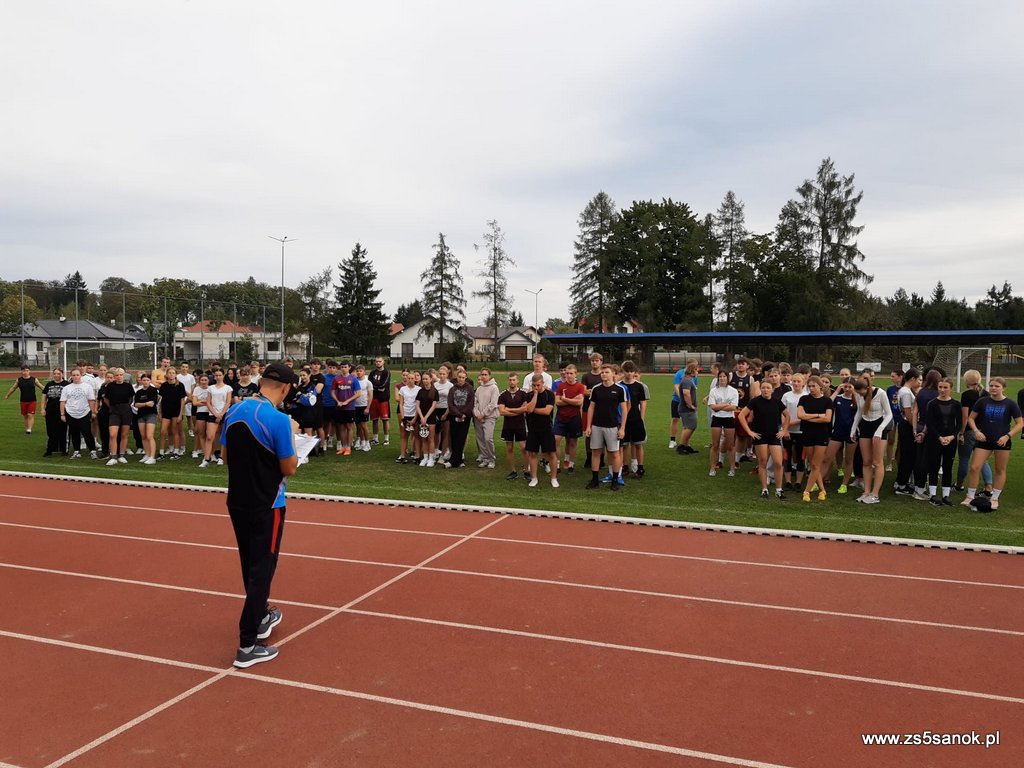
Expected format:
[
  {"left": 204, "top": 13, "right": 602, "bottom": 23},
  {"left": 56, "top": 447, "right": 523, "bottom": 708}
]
[
  {"left": 473, "top": 219, "right": 515, "bottom": 360},
  {"left": 420, "top": 233, "right": 465, "bottom": 345},
  {"left": 333, "top": 243, "right": 388, "bottom": 356},
  {"left": 0, "top": 281, "right": 41, "bottom": 335},
  {"left": 606, "top": 199, "right": 711, "bottom": 332},
  {"left": 570, "top": 191, "right": 618, "bottom": 331}
]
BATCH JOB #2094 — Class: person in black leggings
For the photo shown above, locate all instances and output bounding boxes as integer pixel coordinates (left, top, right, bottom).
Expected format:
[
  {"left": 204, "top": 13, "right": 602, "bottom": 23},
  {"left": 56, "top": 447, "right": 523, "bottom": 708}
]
[
  {"left": 42, "top": 368, "right": 69, "bottom": 456},
  {"left": 923, "top": 378, "right": 961, "bottom": 506}
]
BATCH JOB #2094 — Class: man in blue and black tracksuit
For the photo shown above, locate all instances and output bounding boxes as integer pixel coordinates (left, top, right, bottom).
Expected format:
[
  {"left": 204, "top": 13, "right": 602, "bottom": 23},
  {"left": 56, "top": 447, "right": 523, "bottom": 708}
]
[{"left": 220, "top": 362, "right": 299, "bottom": 668}]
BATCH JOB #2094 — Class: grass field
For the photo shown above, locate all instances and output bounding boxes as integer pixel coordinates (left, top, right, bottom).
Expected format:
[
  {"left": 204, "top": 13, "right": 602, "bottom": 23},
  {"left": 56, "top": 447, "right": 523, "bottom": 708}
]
[{"left": 2, "top": 372, "right": 1022, "bottom": 548}]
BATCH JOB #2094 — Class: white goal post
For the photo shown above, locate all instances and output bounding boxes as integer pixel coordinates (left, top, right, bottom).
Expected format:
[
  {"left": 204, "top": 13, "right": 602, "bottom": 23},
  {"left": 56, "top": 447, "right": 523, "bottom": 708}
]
[
  {"left": 931, "top": 347, "right": 992, "bottom": 391},
  {"left": 61, "top": 340, "right": 158, "bottom": 375}
]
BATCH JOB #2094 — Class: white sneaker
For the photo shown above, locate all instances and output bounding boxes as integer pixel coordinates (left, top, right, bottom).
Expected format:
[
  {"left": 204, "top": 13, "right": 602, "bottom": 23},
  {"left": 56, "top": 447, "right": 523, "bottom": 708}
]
[
  {"left": 191, "top": 450, "right": 199, "bottom": 458},
  {"left": 528, "top": 477, "right": 538, "bottom": 487},
  {"left": 199, "top": 460, "right": 209, "bottom": 468},
  {"left": 442, "top": 451, "right": 451, "bottom": 461},
  {"left": 383, "top": 439, "right": 390, "bottom": 446},
  {"left": 912, "top": 490, "right": 930, "bottom": 501},
  {"left": 217, "top": 458, "right": 224, "bottom": 465},
  {"left": 862, "top": 495, "right": 880, "bottom": 504},
  {"left": 117, "top": 456, "right": 127, "bottom": 464},
  {"left": 551, "top": 478, "right": 559, "bottom": 488},
  {"left": 426, "top": 456, "right": 435, "bottom": 467},
  {"left": 106, "top": 458, "right": 118, "bottom": 466},
  {"left": 668, "top": 440, "right": 676, "bottom": 449},
  {"left": 136, "top": 448, "right": 146, "bottom": 455},
  {"left": 709, "top": 469, "right": 716, "bottom": 477},
  {"left": 89, "top": 450, "right": 98, "bottom": 459},
  {"left": 71, "top": 451, "right": 81, "bottom": 459},
  {"left": 487, "top": 461, "right": 495, "bottom": 469},
  {"left": 189, "top": 430, "right": 195, "bottom": 437},
  {"left": 143, "top": 456, "right": 157, "bottom": 465},
  {"left": 420, "top": 456, "right": 429, "bottom": 467}
]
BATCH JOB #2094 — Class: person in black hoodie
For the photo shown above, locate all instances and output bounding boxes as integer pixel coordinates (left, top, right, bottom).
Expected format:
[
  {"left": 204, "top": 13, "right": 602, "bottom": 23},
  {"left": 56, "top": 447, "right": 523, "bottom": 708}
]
[
  {"left": 443, "top": 369, "right": 475, "bottom": 469},
  {"left": 42, "top": 368, "right": 69, "bottom": 456}
]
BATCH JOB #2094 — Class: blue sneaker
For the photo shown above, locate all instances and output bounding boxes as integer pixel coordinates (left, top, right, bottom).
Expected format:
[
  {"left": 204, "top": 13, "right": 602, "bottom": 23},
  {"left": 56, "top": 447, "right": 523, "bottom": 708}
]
[
  {"left": 600, "top": 473, "right": 614, "bottom": 483},
  {"left": 616, "top": 474, "right": 626, "bottom": 486}
]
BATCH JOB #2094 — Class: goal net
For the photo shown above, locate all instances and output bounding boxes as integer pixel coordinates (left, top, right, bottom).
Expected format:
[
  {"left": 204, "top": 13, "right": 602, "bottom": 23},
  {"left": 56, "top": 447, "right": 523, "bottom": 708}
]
[
  {"left": 931, "top": 347, "right": 991, "bottom": 391},
  {"left": 61, "top": 340, "right": 158, "bottom": 375}
]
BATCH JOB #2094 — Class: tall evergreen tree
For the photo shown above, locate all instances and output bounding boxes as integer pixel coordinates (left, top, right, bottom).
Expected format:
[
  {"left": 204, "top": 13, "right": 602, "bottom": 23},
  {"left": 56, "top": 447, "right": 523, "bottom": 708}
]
[
  {"left": 473, "top": 219, "right": 515, "bottom": 360},
  {"left": 393, "top": 299, "right": 424, "bottom": 328},
  {"left": 333, "top": 243, "right": 388, "bottom": 355},
  {"left": 570, "top": 191, "right": 618, "bottom": 331},
  {"left": 796, "top": 157, "right": 871, "bottom": 312},
  {"left": 420, "top": 233, "right": 465, "bottom": 346},
  {"left": 712, "top": 191, "right": 749, "bottom": 329}
]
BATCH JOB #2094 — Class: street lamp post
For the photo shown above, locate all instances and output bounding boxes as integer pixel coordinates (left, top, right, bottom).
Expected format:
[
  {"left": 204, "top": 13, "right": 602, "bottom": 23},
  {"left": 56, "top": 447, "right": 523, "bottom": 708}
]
[
  {"left": 269, "top": 236, "right": 296, "bottom": 361},
  {"left": 524, "top": 288, "right": 542, "bottom": 330}
]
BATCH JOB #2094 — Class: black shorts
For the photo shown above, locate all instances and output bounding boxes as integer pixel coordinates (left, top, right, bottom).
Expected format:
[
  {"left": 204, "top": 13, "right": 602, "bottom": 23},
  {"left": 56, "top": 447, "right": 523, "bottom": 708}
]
[
  {"left": 802, "top": 433, "right": 829, "bottom": 448},
  {"left": 525, "top": 429, "right": 555, "bottom": 454},
  {"left": 434, "top": 407, "right": 447, "bottom": 424},
  {"left": 710, "top": 416, "right": 735, "bottom": 430},
  {"left": 671, "top": 400, "right": 682, "bottom": 419},
  {"left": 501, "top": 427, "right": 527, "bottom": 443},
  {"left": 976, "top": 438, "right": 1012, "bottom": 452},
  {"left": 857, "top": 418, "right": 884, "bottom": 439},
  {"left": 553, "top": 414, "right": 583, "bottom": 438},
  {"left": 830, "top": 425, "right": 854, "bottom": 442},
  {"left": 338, "top": 409, "right": 356, "bottom": 424},
  {"left": 753, "top": 436, "right": 782, "bottom": 447},
  {"left": 108, "top": 403, "right": 133, "bottom": 427},
  {"left": 354, "top": 406, "right": 370, "bottom": 423},
  {"left": 310, "top": 407, "right": 324, "bottom": 429},
  {"left": 195, "top": 412, "right": 213, "bottom": 423},
  {"left": 622, "top": 419, "right": 647, "bottom": 445}
]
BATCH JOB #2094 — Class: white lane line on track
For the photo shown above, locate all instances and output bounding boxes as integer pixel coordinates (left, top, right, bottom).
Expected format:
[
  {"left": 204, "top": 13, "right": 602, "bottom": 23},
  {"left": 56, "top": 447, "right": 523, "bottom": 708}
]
[
  {"left": 42, "top": 512, "right": 510, "bottom": 768},
  {"left": 343, "top": 609, "right": 1024, "bottom": 705},
  {"left": 3, "top": 521, "right": 1020, "bottom": 637},
  {"left": 4, "top": 470, "right": 1023, "bottom": 556},
  {"left": 2, "top": 629, "right": 795, "bottom": 768},
  {"left": 3, "top": 494, "right": 1022, "bottom": 591}
]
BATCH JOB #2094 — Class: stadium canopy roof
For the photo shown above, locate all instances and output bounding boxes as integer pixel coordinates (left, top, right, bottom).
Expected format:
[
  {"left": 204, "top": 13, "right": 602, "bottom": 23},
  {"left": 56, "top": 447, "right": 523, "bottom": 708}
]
[{"left": 546, "top": 330, "right": 1024, "bottom": 346}]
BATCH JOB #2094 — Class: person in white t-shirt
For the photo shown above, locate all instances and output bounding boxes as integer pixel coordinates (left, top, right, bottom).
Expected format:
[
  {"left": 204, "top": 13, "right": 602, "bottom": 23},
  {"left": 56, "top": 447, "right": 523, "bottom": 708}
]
[
  {"left": 706, "top": 370, "right": 740, "bottom": 477},
  {"left": 177, "top": 362, "right": 197, "bottom": 440},
  {"left": 203, "top": 369, "right": 233, "bottom": 466},
  {"left": 531, "top": 354, "right": 554, "bottom": 390},
  {"left": 396, "top": 371, "right": 421, "bottom": 464},
  {"left": 353, "top": 364, "right": 372, "bottom": 451},
  {"left": 433, "top": 364, "right": 454, "bottom": 461},
  {"left": 781, "top": 375, "right": 807, "bottom": 489},
  {"left": 60, "top": 369, "right": 98, "bottom": 459}
]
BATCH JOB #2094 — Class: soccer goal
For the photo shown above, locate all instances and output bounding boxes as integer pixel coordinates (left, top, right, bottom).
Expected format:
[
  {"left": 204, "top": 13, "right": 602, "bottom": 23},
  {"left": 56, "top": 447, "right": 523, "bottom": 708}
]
[
  {"left": 931, "top": 347, "right": 992, "bottom": 391},
  {"left": 61, "top": 340, "right": 158, "bottom": 375}
]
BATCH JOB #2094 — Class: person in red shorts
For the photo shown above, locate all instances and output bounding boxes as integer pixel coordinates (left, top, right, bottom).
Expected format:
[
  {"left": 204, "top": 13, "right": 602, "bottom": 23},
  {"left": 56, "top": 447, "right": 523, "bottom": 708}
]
[
  {"left": 5, "top": 365, "right": 43, "bottom": 434},
  {"left": 368, "top": 356, "right": 391, "bottom": 446}
]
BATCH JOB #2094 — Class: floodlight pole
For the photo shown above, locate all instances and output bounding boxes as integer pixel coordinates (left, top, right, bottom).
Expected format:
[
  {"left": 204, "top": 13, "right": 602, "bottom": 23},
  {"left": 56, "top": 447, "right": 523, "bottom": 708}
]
[
  {"left": 524, "top": 288, "right": 542, "bottom": 329},
  {"left": 269, "top": 236, "right": 296, "bottom": 361}
]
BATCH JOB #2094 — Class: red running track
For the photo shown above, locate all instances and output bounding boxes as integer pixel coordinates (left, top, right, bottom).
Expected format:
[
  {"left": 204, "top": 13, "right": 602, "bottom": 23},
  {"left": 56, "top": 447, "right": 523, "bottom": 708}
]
[{"left": 0, "top": 474, "right": 1021, "bottom": 768}]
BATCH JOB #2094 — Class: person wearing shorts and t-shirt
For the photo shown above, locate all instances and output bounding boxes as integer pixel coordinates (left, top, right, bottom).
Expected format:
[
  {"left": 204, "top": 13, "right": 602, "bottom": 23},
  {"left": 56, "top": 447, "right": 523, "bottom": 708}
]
[
  {"left": 584, "top": 365, "right": 628, "bottom": 490},
  {"left": 103, "top": 369, "right": 136, "bottom": 463},
  {"left": 553, "top": 364, "right": 585, "bottom": 473},
  {"left": 368, "top": 357, "right": 391, "bottom": 445},
  {"left": 962, "top": 377, "right": 1024, "bottom": 511},
  {"left": 797, "top": 376, "right": 833, "bottom": 502},
  {"left": 396, "top": 373, "right": 421, "bottom": 464},
  {"left": 331, "top": 363, "right": 358, "bottom": 455},
  {"left": 524, "top": 373, "right": 558, "bottom": 488},
  {"left": 353, "top": 365, "right": 372, "bottom": 451},
  {"left": 737, "top": 379, "right": 788, "bottom": 500},
  {"left": 498, "top": 373, "right": 529, "bottom": 479},
  {"left": 5, "top": 366, "right": 43, "bottom": 434}
]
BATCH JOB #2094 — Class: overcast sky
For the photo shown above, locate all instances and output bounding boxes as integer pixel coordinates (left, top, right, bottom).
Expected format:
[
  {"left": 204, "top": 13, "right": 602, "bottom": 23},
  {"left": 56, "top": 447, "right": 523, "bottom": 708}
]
[{"left": 2, "top": 0, "right": 1021, "bottom": 326}]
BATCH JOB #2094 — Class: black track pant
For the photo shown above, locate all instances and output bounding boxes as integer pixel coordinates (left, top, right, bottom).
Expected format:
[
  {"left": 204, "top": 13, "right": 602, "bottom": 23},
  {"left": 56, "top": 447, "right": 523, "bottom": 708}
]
[
  {"left": 448, "top": 418, "right": 471, "bottom": 468},
  {"left": 926, "top": 438, "right": 957, "bottom": 488},
  {"left": 67, "top": 415, "right": 96, "bottom": 453},
  {"left": 45, "top": 406, "right": 67, "bottom": 454},
  {"left": 895, "top": 421, "right": 916, "bottom": 488},
  {"left": 229, "top": 504, "right": 286, "bottom": 648}
]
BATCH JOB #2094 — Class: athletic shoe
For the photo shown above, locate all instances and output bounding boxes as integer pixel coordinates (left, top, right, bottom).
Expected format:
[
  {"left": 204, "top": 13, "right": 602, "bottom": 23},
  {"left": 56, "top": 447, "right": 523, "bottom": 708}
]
[
  {"left": 217, "top": 458, "right": 224, "bottom": 466},
  {"left": 136, "top": 448, "right": 146, "bottom": 455},
  {"left": 739, "top": 455, "right": 752, "bottom": 463},
  {"left": 233, "top": 643, "right": 278, "bottom": 669},
  {"left": 487, "top": 461, "right": 495, "bottom": 469},
  {"left": 929, "top": 496, "right": 944, "bottom": 507},
  {"left": 776, "top": 489, "right": 787, "bottom": 501},
  {"left": 523, "top": 473, "right": 532, "bottom": 481},
  {"left": 952, "top": 484, "right": 965, "bottom": 492},
  {"left": 609, "top": 480, "right": 619, "bottom": 491},
  {"left": 600, "top": 473, "right": 613, "bottom": 483},
  {"left": 585, "top": 478, "right": 600, "bottom": 489},
  {"left": 528, "top": 477, "right": 538, "bottom": 487},
  {"left": 562, "top": 459, "right": 570, "bottom": 470},
  {"left": 257, "top": 607, "right": 283, "bottom": 640},
  {"left": 817, "top": 490, "right": 826, "bottom": 502},
  {"left": 849, "top": 478, "right": 864, "bottom": 489},
  {"left": 337, "top": 446, "right": 344, "bottom": 455},
  {"left": 426, "top": 456, "right": 435, "bottom": 468},
  {"left": 551, "top": 478, "right": 559, "bottom": 488},
  {"left": 616, "top": 474, "right": 626, "bottom": 486},
  {"left": 192, "top": 450, "right": 200, "bottom": 459},
  {"left": 668, "top": 440, "right": 676, "bottom": 449},
  {"left": 802, "top": 491, "right": 811, "bottom": 503},
  {"left": 941, "top": 497, "right": 954, "bottom": 506},
  {"left": 419, "top": 456, "right": 429, "bottom": 467},
  {"left": 106, "top": 457, "right": 118, "bottom": 466},
  {"left": 635, "top": 467, "right": 645, "bottom": 478},
  {"left": 169, "top": 453, "right": 181, "bottom": 460},
  {"left": 117, "top": 456, "right": 127, "bottom": 464},
  {"left": 978, "top": 489, "right": 993, "bottom": 498},
  {"left": 894, "top": 485, "right": 913, "bottom": 496},
  {"left": 89, "top": 450, "right": 98, "bottom": 460},
  {"left": 441, "top": 451, "right": 451, "bottom": 461},
  {"left": 383, "top": 439, "right": 390, "bottom": 446},
  {"left": 727, "top": 468, "right": 736, "bottom": 477},
  {"left": 71, "top": 451, "right": 81, "bottom": 459},
  {"left": 760, "top": 489, "right": 769, "bottom": 499},
  {"left": 505, "top": 471, "right": 518, "bottom": 480},
  {"left": 709, "top": 469, "right": 717, "bottom": 477},
  {"left": 911, "top": 490, "right": 930, "bottom": 501},
  {"left": 362, "top": 443, "right": 371, "bottom": 452},
  {"left": 837, "top": 484, "right": 848, "bottom": 495},
  {"left": 395, "top": 456, "right": 408, "bottom": 464},
  {"left": 189, "top": 430, "right": 195, "bottom": 437},
  {"left": 567, "top": 464, "right": 575, "bottom": 474},
  {"left": 199, "top": 460, "right": 209, "bottom": 468}
]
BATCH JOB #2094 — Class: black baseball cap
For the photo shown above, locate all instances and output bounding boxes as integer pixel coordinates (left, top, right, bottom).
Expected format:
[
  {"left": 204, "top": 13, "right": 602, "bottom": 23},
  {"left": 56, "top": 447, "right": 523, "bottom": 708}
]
[{"left": 262, "top": 362, "right": 300, "bottom": 385}]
